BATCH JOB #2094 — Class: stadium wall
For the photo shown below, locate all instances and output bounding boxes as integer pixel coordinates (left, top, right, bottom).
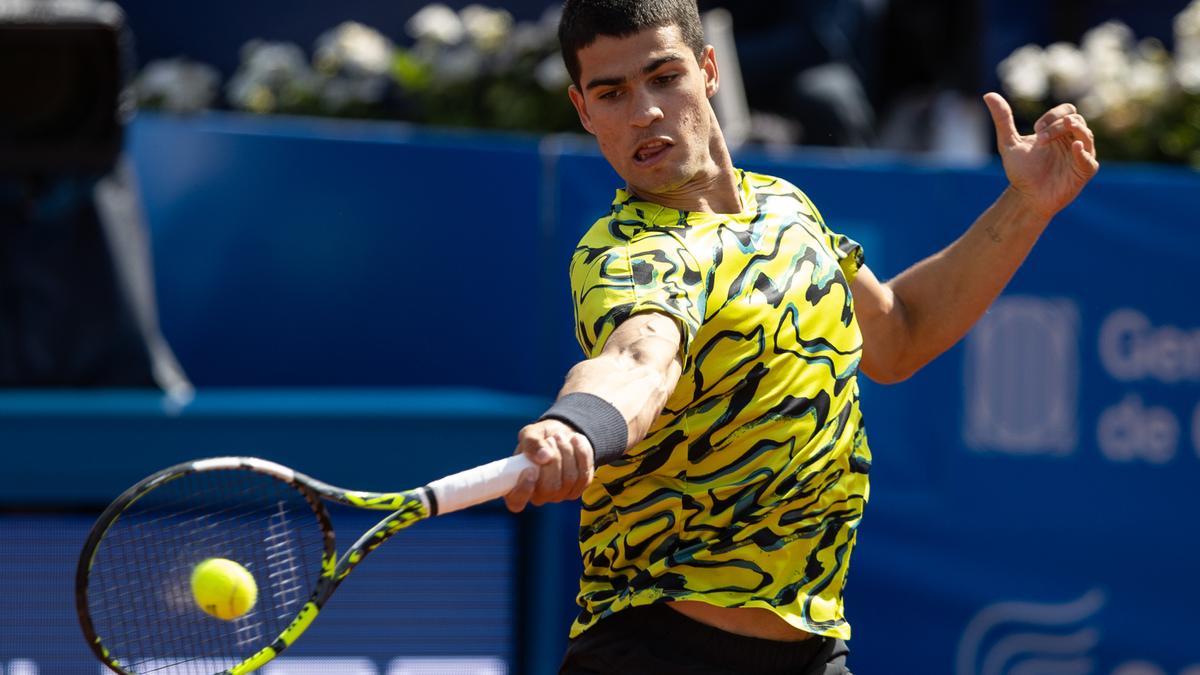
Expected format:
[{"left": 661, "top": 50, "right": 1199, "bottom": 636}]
[{"left": 1, "top": 113, "right": 1197, "bottom": 674}]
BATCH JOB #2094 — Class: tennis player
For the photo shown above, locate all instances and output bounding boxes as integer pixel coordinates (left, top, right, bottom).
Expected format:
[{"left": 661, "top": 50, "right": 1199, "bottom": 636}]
[{"left": 504, "top": 1, "right": 1099, "bottom": 672}]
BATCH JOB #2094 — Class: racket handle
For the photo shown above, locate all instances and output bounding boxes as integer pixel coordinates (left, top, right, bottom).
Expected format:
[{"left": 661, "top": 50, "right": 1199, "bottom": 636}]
[{"left": 425, "top": 453, "right": 536, "bottom": 515}]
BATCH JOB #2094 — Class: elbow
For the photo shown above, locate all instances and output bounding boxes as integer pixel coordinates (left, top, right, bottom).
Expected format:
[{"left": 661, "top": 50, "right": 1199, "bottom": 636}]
[
  {"left": 859, "top": 348, "right": 923, "bottom": 385},
  {"left": 861, "top": 362, "right": 916, "bottom": 385},
  {"left": 860, "top": 292, "right": 925, "bottom": 384}
]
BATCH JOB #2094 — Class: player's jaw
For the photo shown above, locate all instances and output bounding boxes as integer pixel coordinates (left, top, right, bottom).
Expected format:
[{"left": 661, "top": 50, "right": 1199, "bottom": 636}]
[{"left": 619, "top": 111, "right": 715, "bottom": 197}]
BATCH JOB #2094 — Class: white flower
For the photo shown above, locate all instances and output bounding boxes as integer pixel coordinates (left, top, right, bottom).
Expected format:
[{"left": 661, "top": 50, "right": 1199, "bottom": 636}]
[
  {"left": 227, "top": 40, "right": 316, "bottom": 112},
  {"left": 460, "top": 4, "right": 513, "bottom": 52},
  {"left": 539, "top": 4, "right": 563, "bottom": 34},
  {"left": 320, "top": 75, "right": 388, "bottom": 110},
  {"left": 1176, "top": 0, "right": 1200, "bottom": 39},
  {"left": 1043, "top": 42, "right": 1091, "bottom": 99},
  {"left": 1138, "top": 37, "right": 1169, "bottom": 63},
  {"left": 998, "top": 45, "right": 1049, "bottom": 101},
  {"left": 1177, "top": 57, "right": 1200, "bottom": 93},
  {"left": 406, "top": 3, "right": 464, "bottom": 46},
  {"left": 1127, "top": 56, "right": 1170, "bottom": 101},
  {"left": 135, "top": 58, "right": 220, "bottom": 113},
  {"left": 492, "top": 22, "right": 544, "bottom": 70},
  {"left": 1176, "top": 1, "right": 1200, "bottom": 61},
  {"left": 238, "top": 40, "right": 312, "bottom": 84},
  {"left": 1090, "top": 47, "right": 1130, "bottom": 86},
  {"left": 1078, "top": 79, "right": 1130, "bottom": 119},
  {"left": 1076, "top": 91, "right": 1103, "bottom": 119},
  {"left": 510, "top": 21, "right": 550, "bottom": 55},
  {"left": 534, "top": 54, "right": 570, "bottom": 91},
  {"left": 1082, "top": 21, "right": 1135, "bottom": 58},
  {"left": 315, "top": 21, "right": 394, "bottom": 78},
  {"left": 432, "top": 45, "right": 483, "bottom": 82}
]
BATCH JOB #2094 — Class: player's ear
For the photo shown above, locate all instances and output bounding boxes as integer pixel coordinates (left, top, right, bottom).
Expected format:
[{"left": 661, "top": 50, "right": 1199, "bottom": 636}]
[
  {"left": 702, "top": 45, "right": 719, "bottom": 98},
  {"left": 568, "top": 85, "right": 596, "bottom": 135}
]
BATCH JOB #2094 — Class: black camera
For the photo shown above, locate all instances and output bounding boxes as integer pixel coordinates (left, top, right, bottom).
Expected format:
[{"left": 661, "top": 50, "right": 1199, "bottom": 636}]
[{"left": 0, "top": 0, "right": 131, "bottom": 174}]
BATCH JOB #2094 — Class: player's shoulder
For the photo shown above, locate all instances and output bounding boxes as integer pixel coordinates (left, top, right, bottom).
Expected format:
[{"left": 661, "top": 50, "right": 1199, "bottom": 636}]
[
  {"left": 740, "top": 170, "right": 811, "bottom": 203},
  {"left": 574, "top": 192, "right": 683, "bottom": 250},
  {"left": 737, "top": 170, "right": 826, "bottom": 225},
  {"left": 574, "top": 211, "right": 636, "bottom": 253}
]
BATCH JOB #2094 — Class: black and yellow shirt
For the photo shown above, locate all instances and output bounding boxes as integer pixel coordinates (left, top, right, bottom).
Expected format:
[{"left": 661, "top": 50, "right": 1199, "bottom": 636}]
[{"left": 568, "top": 170, "right": 870, "bottom": 640}]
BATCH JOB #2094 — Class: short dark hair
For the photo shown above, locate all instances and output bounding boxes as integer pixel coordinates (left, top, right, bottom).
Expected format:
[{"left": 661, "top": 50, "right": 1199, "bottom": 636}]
[{"left": 558, "top": 0, "right": 705, "bottom": 87}]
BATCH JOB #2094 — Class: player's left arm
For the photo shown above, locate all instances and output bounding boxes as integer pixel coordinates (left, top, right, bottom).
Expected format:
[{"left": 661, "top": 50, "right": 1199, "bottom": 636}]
[{"left": 855, "top": 93, "right": 1100, "bottom": 384}]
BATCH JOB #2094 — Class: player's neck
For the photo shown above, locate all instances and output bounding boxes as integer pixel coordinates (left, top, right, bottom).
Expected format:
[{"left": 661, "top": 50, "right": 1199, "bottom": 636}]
[{"left": 628, "top": 130, "right": 742, "bottom": 215}]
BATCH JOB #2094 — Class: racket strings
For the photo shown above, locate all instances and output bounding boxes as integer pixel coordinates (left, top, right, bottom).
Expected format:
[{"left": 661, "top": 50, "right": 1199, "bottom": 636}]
[
  {"left": 263, "top": 500, "right": 308, "bottom": 618},
  {"left": 84, "top": 468, "right": 327, "bottom": 675}
]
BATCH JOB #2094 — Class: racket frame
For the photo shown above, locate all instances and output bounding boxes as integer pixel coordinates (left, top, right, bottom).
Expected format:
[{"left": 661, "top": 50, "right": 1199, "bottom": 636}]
[{"left": 76, "top": 456, "right": 434, "bottom": 675}]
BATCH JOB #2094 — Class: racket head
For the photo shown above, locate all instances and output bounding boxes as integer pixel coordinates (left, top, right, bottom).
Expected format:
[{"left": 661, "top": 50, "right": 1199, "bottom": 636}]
[{"left": 76, "top": 457, "right": 335, "bottom": 675}]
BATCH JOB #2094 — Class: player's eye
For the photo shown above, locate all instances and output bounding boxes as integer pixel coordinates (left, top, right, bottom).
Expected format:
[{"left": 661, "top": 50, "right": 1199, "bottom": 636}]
[
  {"left": 654, "top": 73, "right": 680, "bottom": 85},
  {"left": 597, "top": 89, "right": 622, "bottom": 101}
]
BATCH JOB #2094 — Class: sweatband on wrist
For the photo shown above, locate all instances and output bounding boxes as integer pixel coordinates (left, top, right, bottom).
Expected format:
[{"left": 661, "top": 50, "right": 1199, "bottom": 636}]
[{"left": 537, "top": 392, "right": 628, "bottom": 467}]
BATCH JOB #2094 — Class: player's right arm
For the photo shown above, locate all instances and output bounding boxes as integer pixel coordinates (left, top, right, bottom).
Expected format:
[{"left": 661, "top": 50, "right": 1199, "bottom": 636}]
[{"left": 503, "top": 311, "right": 682, "bottom": 513}]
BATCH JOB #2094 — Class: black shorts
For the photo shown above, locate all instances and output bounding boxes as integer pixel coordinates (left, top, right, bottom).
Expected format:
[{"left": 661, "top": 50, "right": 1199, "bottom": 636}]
[{"left": 559, "top": 603, "right": 852, "bottom": 675}]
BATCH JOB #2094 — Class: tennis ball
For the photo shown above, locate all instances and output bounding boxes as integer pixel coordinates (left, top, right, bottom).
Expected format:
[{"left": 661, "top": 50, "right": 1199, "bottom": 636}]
[{"left": 191, "top": 558, "right": 258, "bottom": 621}]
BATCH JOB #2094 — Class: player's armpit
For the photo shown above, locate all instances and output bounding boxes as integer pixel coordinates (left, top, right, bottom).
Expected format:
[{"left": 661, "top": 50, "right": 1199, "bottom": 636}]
[{"left": 850, "top": 264, "right": 916, "bottom": 385}]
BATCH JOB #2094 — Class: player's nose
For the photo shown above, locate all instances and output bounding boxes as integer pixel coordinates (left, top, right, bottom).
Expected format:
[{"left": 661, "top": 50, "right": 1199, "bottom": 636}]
[{"left": 629, "top": 90, "right": 665, "bottom": 128}]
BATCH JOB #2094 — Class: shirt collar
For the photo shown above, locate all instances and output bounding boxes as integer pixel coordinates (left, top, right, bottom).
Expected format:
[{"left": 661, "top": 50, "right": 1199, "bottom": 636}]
[{"left": 610, "top": 169, "right": 756, "bottom": 227}]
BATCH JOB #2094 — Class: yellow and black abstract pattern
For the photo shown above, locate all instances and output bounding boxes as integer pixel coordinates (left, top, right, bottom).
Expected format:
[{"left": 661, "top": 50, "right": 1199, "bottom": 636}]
[{"left": 568, "top": 170, "right": 870, "bottom": 640}]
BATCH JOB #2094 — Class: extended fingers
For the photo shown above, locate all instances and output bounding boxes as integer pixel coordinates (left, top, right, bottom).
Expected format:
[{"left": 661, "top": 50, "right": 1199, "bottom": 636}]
[
  {"left": 983, "top": 92, "right": 1020, "bottom": 149},
  {"left": 1034, "top": 103, "right": 1078, "bottom": 133}
]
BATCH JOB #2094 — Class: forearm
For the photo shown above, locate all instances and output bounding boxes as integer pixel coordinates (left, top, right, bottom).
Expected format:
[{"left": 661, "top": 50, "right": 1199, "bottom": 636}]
[
  {"left": 885, "top": 187, "right": 1053, "bottom": 377},
  {"left": 504, "top": 314, "right": 681, "bottom": 511}
]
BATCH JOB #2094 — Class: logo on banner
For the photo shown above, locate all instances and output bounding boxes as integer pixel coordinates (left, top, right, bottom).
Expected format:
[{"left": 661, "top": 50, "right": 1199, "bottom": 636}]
[
  {"left": 956, "top": 589, "right": 1105, "bottom": 675},
  {"left": 1111, "top": 662, "right": 1200, "bottom": 675},
  {"left": 964, "top": 296, "right": 1080, "bottom": 455},
  {"left": 1096, "top": 308, "right": 1200, "bottom": 465}
]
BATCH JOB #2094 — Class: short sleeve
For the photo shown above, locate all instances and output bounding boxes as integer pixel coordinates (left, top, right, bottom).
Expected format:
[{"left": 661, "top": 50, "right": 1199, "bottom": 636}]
[
  {"left": 796, "top": 190, "right": 865, "bottom": 284},
  {"left": 569, "top": 228, "right": 704, "bottom": 360}
]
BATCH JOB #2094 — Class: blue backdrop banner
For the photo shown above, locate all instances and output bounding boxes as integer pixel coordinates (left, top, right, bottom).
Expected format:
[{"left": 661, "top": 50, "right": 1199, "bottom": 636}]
[{"left": 4, "top": 115, "right": 1196, "bottom": 675}]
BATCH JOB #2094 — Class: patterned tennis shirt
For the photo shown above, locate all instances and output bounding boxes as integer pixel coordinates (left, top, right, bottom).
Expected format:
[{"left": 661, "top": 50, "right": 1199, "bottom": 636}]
[{"left": 568, "top": 169, "right": 871, "bottom": 640}]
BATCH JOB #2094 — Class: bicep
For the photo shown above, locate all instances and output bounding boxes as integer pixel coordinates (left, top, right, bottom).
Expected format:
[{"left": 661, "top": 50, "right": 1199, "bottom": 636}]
[
  {"left": 560, "top": 311, "right": 683, "bottom": 443},
  {"left": 571, "top": 231, "right": 704, "bottom": 362},
  {"left": 598, "top": 311, "right": 684, "bottom": 391}
]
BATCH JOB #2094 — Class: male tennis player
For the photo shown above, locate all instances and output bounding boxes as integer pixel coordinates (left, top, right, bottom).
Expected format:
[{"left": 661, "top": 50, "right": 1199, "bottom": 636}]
[{"left": 504, "top": 1, "right": 1098, "bottom": 672}]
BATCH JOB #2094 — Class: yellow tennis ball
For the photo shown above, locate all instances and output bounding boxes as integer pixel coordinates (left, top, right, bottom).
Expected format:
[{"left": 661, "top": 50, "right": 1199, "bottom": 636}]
[{"left": 191, "top": 558, "right": 258, "bottom": 621}]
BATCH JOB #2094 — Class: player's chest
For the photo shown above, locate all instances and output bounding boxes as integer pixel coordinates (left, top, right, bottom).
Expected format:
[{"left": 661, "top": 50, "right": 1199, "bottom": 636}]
[{"left": 698, "top": 216, "right": 846, "bottom": 318}]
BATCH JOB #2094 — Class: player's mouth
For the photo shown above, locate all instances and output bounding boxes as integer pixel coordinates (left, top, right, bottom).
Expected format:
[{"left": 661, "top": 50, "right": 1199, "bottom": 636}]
[{"left": 632, "top": 138, "right": 673, "bottom": 167}]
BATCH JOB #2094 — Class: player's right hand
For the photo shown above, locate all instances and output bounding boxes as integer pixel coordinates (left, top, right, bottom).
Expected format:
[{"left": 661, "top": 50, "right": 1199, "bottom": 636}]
[{"left": 503, "top": 419, "right": 595, "bottom": 513}]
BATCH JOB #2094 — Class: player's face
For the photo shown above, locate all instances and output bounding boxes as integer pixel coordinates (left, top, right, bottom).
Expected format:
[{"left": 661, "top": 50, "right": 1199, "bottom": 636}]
[{"left": 568, "top": 25, "right": 720, "bottom": 198}]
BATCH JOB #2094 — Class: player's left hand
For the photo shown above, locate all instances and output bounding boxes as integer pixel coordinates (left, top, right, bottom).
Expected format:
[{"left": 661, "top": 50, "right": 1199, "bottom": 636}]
[{"left": 984, "top": 92, "right": 1100, "bottom": 219}]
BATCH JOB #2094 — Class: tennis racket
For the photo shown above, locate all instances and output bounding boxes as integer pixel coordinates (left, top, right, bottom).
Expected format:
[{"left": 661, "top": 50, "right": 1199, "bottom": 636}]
[{"left": 75, "top": 453, "right": 539, "bottom": 675}]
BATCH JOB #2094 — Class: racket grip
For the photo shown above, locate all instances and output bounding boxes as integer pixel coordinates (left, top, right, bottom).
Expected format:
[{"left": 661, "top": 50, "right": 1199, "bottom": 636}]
[{"left": 426, "top": 453, "right": 536, "bottom": 515}]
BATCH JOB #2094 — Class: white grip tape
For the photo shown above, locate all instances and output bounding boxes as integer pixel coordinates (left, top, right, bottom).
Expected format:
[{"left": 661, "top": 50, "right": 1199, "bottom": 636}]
[{"left": 426, "top": 454, "right": 535, "bottom": 515}]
